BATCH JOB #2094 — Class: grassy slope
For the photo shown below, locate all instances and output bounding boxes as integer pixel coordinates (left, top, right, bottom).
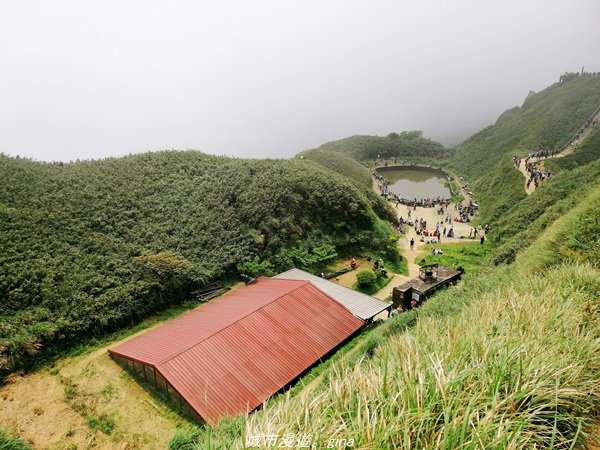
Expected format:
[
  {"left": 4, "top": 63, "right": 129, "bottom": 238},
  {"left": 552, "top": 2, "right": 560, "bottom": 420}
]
[
  {"left": 207, "top": 186, "right": 600, "bottom": 450},
  {"left": 299, "top": 149, "right": 373, "bottom": 188},
  {"left": 417, "top": 242, "right": 491, "bottom": 274},
  {"left": 170, "top": 79, "right": 600, "bottom": 449},
  {"left": 449, "top": 76, "right": 600, "bottom": 226},
  {"left": 489, "top": 128, "right": 600, "bottom": 265}
]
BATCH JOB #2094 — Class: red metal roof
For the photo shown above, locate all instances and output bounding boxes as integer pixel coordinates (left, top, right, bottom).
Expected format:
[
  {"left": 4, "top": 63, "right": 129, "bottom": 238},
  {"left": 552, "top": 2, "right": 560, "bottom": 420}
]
[{"left": 109, "top": 278, "right": 363, "bottom": 425}]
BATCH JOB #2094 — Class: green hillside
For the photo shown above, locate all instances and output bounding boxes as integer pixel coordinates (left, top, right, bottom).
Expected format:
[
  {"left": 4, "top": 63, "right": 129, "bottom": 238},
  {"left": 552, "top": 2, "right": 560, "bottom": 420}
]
[
  {"left": 0, "top": 151, "right": 399, "bottom": 377},
  {"left": 174, "top": 187, "right": 600, "bottom": 447},
  {"left": 2, "top": 75, "right": 600, "bottom": 449},
  {"left": 169, "top": 79, "right": 600, "bottom": 449},
  {"left": 449, "top": 76, "right": 600, "bottom": 225},
  {"left": 312, "top": 130, "right": 449, "bottom": 163}
]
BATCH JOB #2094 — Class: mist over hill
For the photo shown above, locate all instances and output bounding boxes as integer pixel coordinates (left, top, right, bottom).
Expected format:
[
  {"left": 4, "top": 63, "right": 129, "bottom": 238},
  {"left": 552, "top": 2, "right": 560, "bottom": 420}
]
[{"left": 1, "top": 73, "right": 600, "bottom": 449}]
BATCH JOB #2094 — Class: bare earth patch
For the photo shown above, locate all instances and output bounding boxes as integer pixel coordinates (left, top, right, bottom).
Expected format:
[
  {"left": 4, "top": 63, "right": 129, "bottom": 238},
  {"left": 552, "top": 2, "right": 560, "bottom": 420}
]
[{"left": 0, "top": 332, "right": 194, "bottom": 449}]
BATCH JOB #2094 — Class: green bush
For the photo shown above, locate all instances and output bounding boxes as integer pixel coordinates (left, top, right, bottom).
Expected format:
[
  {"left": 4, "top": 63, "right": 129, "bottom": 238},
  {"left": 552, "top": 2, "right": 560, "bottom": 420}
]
[
  {"left": 236, "top": 256, "right": 274, "bottom": 278},
  {"left": 356, "top": 270, "right": 377, "bottom": 288}
]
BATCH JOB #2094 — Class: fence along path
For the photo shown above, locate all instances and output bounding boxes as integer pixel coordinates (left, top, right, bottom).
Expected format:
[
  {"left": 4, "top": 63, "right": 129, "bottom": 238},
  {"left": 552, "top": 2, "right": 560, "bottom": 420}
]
[{"left": 515, "top": 104, "right": 600, "bottom": 195}]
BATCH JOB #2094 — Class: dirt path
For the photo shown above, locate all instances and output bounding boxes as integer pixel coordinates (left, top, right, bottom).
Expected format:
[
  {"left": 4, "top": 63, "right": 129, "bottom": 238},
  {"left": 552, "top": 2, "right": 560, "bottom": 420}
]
[
  {"left": 516, "top": 108, "right": 600, "bottom": 195},
  {"left": 373, "top": 177, "right": 479, "bottom": 274}
]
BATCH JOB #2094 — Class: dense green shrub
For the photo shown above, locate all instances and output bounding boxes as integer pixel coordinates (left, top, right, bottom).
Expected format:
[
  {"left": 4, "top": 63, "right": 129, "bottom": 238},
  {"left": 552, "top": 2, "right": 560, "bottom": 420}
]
[
  {"left": 0, "top": 151, "right": 398, "bottom": 377},
  {"left": 356, "top": 270, "right": 377, "bottom": 288},
  {"left": 313, "top": 131, "right": 449, "bottom": 162}
]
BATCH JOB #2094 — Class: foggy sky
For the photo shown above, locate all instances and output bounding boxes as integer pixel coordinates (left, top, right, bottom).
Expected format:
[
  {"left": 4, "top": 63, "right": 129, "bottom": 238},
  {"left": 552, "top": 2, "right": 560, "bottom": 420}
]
[{"left": 1, "top": 0, "right": 599, "bottom": 162}]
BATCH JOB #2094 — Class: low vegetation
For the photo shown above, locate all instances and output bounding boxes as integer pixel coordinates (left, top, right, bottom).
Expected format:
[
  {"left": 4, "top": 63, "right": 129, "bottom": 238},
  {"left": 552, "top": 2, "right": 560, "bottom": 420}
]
[
  {"left": 353, "top": 270, "right": 390, "bottom": 295},
  {"left": 0, "top": 429, "right": 31, "bottom": 450},
  {"left": 60, "top": 376, "right": 116, "bottom": 436},
  {"left": 417, "top": 241, "right": 491, "bottom": 273}
]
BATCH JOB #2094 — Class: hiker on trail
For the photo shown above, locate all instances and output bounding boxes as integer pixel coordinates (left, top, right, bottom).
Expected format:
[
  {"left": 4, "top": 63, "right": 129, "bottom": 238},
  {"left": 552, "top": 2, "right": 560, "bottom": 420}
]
[
  {"left": 350, "top": 258, "right": 357, "bottom": 270},
  {"left": 410, "top": 238, "right": 415, "bottom": 250},
  {"left": 480, "top": 236, "right": 485, "bottom": 245},
  {"left": 374, "top": 259, "right": 380, "bottom": 270}
]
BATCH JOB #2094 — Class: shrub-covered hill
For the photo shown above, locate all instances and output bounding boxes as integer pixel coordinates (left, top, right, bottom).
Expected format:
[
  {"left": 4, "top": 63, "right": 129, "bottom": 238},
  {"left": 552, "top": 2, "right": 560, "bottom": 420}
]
[
  {"left": 298, "top": 148, "right": 397, "bottom": 220},
  {"left": 449, "top": 76, "right": 600, "bottom": 225},
  {"left": 0, "top": 151, "right": 399, "bottom": 376},
  {"left": 488, "top": 126, "right": 600, "bottom": 265},
  {"left": 312, "top": 130, "right": 448, "bottom": 163},
  {"left": 299, "top": 149, "right": 373, "bottom": 189}
]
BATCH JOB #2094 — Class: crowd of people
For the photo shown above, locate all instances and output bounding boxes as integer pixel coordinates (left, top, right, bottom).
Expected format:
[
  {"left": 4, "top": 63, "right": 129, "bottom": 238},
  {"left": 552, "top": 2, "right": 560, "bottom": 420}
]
[
  {"left": 525, "top": 160, "right": 551, "bottom": 189},
  {"left": 454, "top": 200, "right": 478, "bottom": 223},
  {"left": 559, "top": 70, "right": 600, "bottom": 84},
  {"left": 513, "top": 154, "right": 553, "bottom": 190},
  {"left": 392, "top": 195, "right": 449, "bottom": 208},
  {"left": 562, "top": 114, "right": 598, "bottom": 151}
]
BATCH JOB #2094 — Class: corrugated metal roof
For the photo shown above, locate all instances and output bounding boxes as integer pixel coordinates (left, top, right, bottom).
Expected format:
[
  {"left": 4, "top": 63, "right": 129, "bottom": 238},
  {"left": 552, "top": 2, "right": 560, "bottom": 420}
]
[
  {"left": 108, "top": 278, "right": 363, "bottom": 425},
  {"left": 274, "top": 268, "right": 390, "bottom": 320}
]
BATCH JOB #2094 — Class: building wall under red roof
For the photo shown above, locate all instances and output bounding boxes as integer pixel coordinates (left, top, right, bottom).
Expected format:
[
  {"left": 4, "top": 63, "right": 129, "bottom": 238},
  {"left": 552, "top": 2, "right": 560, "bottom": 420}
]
[{"left": 109, "top": 278, "right": 363, "bottom": 425}]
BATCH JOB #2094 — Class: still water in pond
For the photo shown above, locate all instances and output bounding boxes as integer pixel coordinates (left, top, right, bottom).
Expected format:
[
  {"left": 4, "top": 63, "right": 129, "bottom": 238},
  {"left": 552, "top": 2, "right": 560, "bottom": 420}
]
[{"left": 378, "top": 167, "right": 451, "bottom": 199}]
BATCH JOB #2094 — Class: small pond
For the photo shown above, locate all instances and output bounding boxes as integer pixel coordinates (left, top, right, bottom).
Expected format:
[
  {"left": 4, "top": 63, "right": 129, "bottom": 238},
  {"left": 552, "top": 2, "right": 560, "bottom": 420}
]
[{"left": 377, "top": 166, "right": 451, "bottom": 199}]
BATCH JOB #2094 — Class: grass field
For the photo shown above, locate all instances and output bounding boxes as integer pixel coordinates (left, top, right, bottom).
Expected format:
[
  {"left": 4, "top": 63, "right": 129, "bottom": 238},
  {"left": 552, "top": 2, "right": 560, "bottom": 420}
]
[{"left": 417, "top": 241, "right": 491, "bottom": 273}]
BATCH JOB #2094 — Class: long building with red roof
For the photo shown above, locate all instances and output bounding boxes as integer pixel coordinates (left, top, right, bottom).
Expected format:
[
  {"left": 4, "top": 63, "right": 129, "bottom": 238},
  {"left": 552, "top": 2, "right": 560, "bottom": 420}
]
[{"left": 108, "top": 278, "right": 363, "bottom": 425}]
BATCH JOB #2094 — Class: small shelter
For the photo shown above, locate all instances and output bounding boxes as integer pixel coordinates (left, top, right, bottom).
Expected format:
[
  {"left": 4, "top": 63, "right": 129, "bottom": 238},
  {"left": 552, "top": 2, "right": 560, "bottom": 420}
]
[{"left": 392, "top": 264, "right": 461, "bottom": 310}]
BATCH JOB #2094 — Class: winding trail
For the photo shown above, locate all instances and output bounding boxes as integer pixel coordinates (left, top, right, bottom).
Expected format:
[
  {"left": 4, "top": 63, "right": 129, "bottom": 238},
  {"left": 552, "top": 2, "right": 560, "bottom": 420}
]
[{"left": 516, "top": 107, "right": 600, "bottom": 195}]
